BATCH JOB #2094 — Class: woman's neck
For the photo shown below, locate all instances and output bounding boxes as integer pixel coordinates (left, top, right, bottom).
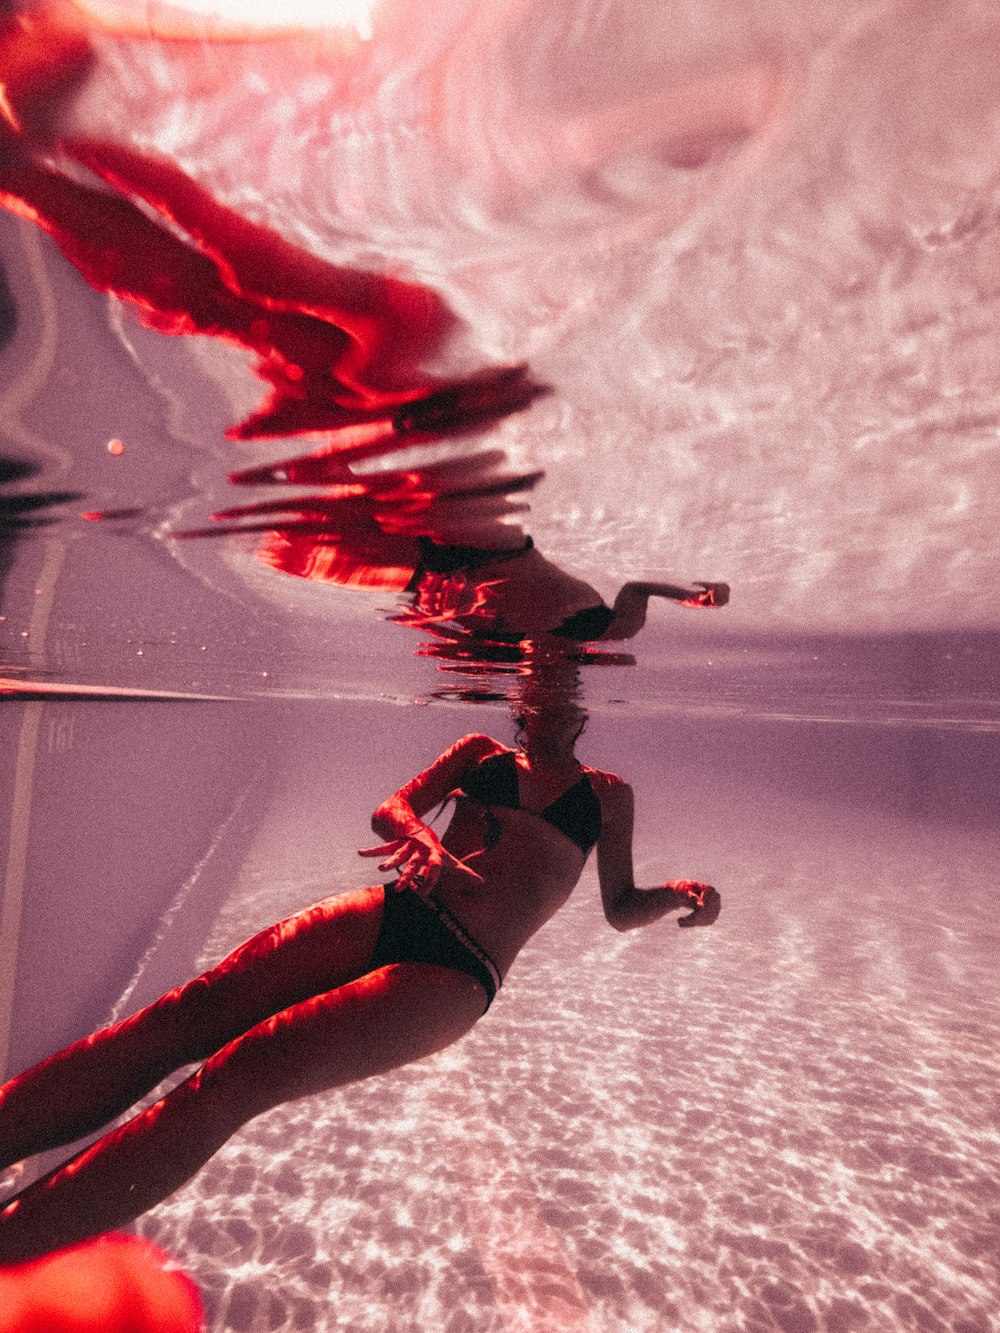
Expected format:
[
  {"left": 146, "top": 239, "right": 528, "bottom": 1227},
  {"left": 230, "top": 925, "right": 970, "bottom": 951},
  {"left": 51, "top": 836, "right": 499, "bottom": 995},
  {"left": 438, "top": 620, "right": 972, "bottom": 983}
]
[{"left": 518, "top": 742, "right": 580, "bottom": 773}]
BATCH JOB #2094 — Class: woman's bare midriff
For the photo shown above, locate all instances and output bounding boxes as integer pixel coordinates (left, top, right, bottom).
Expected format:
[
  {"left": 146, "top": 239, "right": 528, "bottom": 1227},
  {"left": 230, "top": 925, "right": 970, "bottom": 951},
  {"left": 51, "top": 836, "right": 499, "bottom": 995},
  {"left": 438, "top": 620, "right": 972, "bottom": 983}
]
[{"left": 428, "top": 797, "right": 586, "bottom": 976}]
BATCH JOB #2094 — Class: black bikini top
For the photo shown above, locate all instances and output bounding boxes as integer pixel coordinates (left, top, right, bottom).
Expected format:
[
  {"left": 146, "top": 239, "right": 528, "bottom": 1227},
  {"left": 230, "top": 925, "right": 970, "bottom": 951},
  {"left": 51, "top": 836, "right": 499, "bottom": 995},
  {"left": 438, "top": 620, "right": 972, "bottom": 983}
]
[{"left": 457, "top": 750, "right": 602, "bottom": 856}]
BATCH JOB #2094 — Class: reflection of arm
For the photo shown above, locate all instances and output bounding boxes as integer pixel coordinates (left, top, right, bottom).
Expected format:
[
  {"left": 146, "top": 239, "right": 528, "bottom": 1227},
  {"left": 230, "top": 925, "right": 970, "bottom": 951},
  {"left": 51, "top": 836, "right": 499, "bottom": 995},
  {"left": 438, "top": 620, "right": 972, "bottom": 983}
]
[
  {"left": 370, "top": 733, "right": 501, "bottom": 842},
  {"left": 600, "top": 580, "right": 730, "bottom": 640}
]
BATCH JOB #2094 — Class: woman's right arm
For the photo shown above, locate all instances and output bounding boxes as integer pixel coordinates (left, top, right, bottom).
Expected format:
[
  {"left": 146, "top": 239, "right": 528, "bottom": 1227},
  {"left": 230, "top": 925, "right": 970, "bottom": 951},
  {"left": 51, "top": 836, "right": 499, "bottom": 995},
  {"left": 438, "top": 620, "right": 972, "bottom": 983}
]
[{"left": 361, "top": 733, "right": 503, "bottom": 893}]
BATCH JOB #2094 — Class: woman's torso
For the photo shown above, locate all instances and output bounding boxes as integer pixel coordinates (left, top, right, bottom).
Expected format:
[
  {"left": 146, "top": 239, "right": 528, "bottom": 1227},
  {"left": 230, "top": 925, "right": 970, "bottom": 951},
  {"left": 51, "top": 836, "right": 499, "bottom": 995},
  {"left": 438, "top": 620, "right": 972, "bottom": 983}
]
[{"left": 429, "top": 748, "right": 606, "bottom": 975}]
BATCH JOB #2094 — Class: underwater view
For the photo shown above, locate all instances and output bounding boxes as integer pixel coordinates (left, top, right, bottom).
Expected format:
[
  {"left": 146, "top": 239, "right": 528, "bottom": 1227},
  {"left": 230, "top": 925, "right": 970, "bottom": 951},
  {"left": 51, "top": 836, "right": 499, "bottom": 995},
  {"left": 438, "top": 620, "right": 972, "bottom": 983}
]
[{"left": 1, "top": 0, "right": 999, "bottom": 1329}]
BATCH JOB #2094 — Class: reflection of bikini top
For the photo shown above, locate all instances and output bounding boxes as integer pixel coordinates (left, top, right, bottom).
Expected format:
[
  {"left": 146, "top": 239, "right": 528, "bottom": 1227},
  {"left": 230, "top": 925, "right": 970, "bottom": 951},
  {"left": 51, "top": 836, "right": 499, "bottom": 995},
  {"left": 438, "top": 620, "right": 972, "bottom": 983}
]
[
  {"left": 458, "top": 750, "right": 602, "bottom": 856},
  {"left": 407, "top": 538, "right": 616, "bottom": 641},
  {"left": 549, "top": 603, "right": 616, "bottom": 640}
]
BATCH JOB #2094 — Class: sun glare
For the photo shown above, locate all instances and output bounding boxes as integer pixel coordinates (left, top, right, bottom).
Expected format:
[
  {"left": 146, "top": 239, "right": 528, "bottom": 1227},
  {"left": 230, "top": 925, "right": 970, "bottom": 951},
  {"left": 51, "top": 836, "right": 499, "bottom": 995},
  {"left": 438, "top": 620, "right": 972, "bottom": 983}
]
[{"left": 69, "top": 0, "right": 380, "bottom": 40}]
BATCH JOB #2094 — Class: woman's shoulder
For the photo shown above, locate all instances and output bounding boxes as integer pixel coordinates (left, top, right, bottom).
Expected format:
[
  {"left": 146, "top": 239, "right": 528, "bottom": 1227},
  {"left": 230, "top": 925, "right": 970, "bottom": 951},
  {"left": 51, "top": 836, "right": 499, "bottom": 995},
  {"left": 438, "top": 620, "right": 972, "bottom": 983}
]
[
  {"left": 582, "top": 766, "right": 632, "bottom": 814},
  {"left": 581, "top": 763, "right": 627, "bottom": 785},
  {"left": 582, "top": 766, "right": 630, "bottom": 793},
  {"left": 456, "top": 733, "right": 511, "bottom": 754},
  {"left": 443, "top": 733, "right": 511, "bottom": 768}
]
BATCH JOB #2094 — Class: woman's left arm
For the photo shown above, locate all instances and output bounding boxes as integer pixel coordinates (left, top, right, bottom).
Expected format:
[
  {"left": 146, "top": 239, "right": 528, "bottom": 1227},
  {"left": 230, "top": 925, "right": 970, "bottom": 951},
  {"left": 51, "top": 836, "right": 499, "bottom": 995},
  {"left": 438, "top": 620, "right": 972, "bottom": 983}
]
[
  {"left": 599, "top": 580, "right": 730, "bottom": 640},
  {"left": 594, "top": 775, "right": 721, "bottom": 929}
]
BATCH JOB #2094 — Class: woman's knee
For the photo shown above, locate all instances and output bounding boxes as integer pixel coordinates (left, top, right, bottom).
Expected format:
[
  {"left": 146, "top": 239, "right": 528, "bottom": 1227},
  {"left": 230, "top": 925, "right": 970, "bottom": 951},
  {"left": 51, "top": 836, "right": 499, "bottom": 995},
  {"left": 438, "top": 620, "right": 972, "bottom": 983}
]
[{"left": 191, "top": 1023, "right": 300, "bottom": 1128}]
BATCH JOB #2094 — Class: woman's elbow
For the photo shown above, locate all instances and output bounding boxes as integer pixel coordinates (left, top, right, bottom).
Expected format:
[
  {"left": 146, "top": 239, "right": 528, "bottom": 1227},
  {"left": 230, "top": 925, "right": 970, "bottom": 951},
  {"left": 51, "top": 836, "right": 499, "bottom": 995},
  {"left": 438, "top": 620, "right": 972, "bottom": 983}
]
[
  {"left": 603, "top": 892, "right": 637, "bottom": 932},
  {"left": 370, "top": 801, "right": 394, "bottom": 836},
  {"left": 607, "top": 587, "right": 646, "bottom": 639}
]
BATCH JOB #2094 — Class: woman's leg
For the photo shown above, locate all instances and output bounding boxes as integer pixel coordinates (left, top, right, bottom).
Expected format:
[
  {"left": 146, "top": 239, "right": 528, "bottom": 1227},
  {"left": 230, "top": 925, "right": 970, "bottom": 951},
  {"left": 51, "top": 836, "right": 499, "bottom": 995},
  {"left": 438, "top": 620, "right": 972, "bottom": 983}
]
[
  {"left": 0, "top": 887, "right": 385, "bottom": 1171},
  {"left": 0, "top": 960, "right": 486, "bottom": 1265}
]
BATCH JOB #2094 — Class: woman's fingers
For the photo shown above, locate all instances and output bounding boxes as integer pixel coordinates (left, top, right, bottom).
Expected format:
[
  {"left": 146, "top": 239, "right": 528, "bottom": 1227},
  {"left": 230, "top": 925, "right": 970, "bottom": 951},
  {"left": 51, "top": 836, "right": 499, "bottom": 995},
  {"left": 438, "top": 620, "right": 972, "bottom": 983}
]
[
  {"left": 446, "top": 851, "right": 485, "bottom": 883},
  {"left": 392, "top": 837, "right": 442, "bottom": 892},
  {"left": 357, "top": 831, "right": 432, "bottom": 874},
  {"left": 359, "top": 833, "right": 472, "bottom": 890},
  {"left": 381, "top": 847, "right": 413, "bottom": 872},
  {"left": 358, "top": 840, "right": 405, "bottom": 858},
  {"left": 679, "top": 582, "right": 729, "bottom": 608},
  {"left": 400, "top": 855, "right": 440, "bottom": 896},
  {"left": 359, "top": 841, "right": 417, "bottom": 873},
  {"left": 678, "top": 886, "right": 721, "bottom": 927},
  {"left": 669, "top": 879, "right": 708, "bottom": 904}
]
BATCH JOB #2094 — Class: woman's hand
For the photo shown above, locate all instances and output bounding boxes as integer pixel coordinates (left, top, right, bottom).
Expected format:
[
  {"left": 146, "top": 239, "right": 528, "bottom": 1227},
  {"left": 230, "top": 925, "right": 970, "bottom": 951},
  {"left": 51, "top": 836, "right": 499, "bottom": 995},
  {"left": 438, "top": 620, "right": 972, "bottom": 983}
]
[
  {"left": 667, "top": 880, "right": 722, "bottom": 927},
  {"left": 679, "top": 582, "right": 730, "bottom": 608},
  {"left": 359, "top": 828, "right": 484, "bottom": 898}
]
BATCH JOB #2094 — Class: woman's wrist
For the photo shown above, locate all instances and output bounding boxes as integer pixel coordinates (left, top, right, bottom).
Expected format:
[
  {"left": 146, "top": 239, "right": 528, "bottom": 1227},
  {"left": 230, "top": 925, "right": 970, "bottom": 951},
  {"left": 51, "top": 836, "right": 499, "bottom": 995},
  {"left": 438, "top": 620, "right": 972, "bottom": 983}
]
[{"left": 372, "top": 807, "right": 424, "bottom": 844}]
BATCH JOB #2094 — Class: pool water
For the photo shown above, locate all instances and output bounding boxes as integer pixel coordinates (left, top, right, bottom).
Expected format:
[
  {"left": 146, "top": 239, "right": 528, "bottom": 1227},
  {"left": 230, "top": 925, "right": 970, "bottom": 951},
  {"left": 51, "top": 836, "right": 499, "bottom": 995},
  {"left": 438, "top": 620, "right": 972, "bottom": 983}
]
[
  {"left": 4, "top": 693, "right": 997, "bottom": 1332},
  {"left": 2, "top": 3, "right": 1000, "bottom": 1330}
]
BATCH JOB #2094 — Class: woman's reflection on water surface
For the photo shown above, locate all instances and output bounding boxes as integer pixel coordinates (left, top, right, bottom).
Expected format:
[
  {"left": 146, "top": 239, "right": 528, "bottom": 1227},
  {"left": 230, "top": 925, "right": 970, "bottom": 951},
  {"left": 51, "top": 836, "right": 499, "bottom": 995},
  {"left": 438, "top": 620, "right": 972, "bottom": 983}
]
[
  {"left": 219, "top": 448, "right": 729, "bottom": 648},
  {"left": 260, "top": 506, "right": 729, "bottom": 650},
  {"left": 241, "top": 469, "right": 730, "bottom": 650},
  {"left": 1, "top": 11, "right": 725, "bottom": 651},
  {"left": 1, "top": 10, "right": 727, "bottom": 667},
  {"left": 0, "top": 652, "right": 720, "bottom": 1265}
]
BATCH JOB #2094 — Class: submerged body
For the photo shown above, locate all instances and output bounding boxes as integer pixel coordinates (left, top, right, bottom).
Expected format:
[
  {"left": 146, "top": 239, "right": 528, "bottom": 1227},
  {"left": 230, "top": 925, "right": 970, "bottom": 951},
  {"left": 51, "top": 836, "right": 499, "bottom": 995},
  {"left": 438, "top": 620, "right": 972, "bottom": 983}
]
[
  {"left": 0, "top": 730, "right": 718, "bottom": 1265},
  {"left": 412, "top": 739, "right": 604, "bottom": 974}
]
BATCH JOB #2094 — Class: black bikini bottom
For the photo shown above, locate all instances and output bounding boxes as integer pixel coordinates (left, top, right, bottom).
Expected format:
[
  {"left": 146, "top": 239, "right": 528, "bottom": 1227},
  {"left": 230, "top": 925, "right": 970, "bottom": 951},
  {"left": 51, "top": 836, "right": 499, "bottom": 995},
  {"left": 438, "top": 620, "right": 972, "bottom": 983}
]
[{"left": 370, "top": 886, "right": 502, "bottom": 1011}]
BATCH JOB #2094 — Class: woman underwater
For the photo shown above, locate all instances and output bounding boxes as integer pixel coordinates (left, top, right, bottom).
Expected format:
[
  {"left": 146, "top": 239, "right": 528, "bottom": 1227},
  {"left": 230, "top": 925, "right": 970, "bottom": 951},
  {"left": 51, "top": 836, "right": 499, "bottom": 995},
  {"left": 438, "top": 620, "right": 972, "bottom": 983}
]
[{"left": 0, "top": 702, "right": 720, "bottom": 1265}]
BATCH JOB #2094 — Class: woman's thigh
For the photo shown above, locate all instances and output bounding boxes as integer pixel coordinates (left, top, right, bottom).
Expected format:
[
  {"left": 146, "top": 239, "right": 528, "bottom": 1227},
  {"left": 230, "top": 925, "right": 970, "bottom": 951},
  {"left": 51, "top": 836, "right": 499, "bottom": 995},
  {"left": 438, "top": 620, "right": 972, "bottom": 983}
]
[
  {"left": 177, "top": 885, "right": 387, "bottom": 1057},
  {"left": 197, "top": 961, "right": 488, "bottom": 1125}
]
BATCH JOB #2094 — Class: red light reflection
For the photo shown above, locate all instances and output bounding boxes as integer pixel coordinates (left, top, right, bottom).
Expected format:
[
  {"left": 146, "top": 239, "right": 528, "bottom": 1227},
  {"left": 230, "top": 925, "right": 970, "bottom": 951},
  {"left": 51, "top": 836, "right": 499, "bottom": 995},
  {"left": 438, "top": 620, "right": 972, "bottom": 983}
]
[
  {"left": 0, "top": 1234, "right": 204, "bottom": 1332},
  {"left": 0, "top": 13, "right": 545, "bottom": 446},
  {"left": 0, "top": 7, "right": 550, "bottom": 617},
  {"left": 67, "top": 0, "right": 379, "bottom": 43}
]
